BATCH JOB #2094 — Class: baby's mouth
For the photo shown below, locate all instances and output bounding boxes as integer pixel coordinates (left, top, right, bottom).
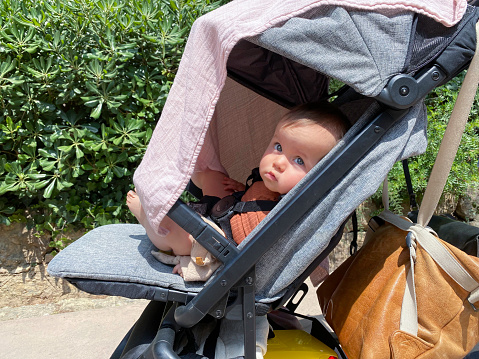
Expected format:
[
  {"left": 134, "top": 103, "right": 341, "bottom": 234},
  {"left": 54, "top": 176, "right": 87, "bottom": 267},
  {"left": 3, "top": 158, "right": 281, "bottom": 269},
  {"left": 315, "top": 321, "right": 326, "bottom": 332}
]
[{"left": 264, "top": 171, "right": 277, "bottom": 181}]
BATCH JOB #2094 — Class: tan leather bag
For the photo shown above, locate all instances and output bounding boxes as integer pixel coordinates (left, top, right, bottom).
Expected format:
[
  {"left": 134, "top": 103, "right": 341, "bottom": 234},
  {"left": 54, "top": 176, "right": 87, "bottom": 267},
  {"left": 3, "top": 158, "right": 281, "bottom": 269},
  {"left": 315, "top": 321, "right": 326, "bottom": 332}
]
[
  {"left": 317, "top": 20, "right": 479, "bottom": 359},
  {"left": 318, "top": 211, "right": 479, "bottom": 358}
]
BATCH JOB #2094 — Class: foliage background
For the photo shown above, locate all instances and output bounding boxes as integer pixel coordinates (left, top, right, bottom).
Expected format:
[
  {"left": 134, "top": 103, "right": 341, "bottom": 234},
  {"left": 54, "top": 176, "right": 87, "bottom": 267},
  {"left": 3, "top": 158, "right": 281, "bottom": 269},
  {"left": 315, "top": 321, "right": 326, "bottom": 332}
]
[
  {"left": 0, "top": 0, "right": 227, "bottom": 251},
  {"left": 0, "top": 0, "right": 478, "bottom": 253},
  {"left": 378, "top": 73, "right": 479, "bottom": 214}
]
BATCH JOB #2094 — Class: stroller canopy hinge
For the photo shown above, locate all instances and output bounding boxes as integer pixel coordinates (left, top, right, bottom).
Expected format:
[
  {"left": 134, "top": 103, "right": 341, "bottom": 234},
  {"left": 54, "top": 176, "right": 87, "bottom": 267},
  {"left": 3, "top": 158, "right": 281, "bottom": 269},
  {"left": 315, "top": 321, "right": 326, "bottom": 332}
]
[{"left": 376, "top": 65, "right": 446, "bottom": 109}]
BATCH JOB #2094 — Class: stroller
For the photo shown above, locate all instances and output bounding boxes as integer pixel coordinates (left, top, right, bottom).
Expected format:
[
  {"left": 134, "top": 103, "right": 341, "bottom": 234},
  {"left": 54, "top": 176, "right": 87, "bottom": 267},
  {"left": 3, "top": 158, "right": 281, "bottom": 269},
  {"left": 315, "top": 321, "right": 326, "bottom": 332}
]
[{"left": 47, "top": 0, "right": 479, "bottom": 358}]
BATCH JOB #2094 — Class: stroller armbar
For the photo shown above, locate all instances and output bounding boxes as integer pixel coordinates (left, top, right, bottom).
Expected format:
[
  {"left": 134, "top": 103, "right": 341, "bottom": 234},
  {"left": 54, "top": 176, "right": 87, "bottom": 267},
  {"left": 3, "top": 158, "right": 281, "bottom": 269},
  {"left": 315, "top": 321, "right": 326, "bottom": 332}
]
[{"left": 167, "top": 199, "right": 240, "bottom": 264}]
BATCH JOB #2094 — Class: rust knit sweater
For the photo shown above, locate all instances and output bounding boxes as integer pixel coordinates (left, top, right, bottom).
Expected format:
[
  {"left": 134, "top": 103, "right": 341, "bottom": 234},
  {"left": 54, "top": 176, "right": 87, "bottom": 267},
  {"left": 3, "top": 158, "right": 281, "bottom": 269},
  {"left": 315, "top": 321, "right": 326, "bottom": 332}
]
[{"left": 230, "top": 181, "right": 280, "bottom": 245}]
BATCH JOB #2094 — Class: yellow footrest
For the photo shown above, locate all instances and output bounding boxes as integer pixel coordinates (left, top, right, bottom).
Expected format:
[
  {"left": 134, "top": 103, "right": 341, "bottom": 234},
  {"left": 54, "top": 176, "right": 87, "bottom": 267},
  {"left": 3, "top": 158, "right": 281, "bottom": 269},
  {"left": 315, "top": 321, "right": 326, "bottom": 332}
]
[{"left": 265, "top": 330, "right": 338, "bottom": 359}]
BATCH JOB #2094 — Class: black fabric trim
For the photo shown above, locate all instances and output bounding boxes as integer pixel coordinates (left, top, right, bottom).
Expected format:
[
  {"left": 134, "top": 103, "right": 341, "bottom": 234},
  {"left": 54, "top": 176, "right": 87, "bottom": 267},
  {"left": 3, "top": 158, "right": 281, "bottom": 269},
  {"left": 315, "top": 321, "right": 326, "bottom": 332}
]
[
  {"left": 402, "top": 159, "right": 418, "bottom": 211},
  {"left": 406, "top": 6, "right": 478, "bottom": 77},
  {"left": 203, "top": 320, "right": 221, "bottom": 359},
  {"left": 227, "top": 40, "right": 329, "bottom": 109},
  {"left": 68, "top": 278, "right": 161, "bottom": 300}
]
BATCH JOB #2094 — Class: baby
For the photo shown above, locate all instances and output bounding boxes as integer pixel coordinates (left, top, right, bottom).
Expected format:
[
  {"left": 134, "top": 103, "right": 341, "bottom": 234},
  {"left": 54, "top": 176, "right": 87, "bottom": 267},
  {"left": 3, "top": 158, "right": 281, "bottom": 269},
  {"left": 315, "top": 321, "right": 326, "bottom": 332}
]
[{"left": 127, "top": 101, "right": 350, "bottom": 280}]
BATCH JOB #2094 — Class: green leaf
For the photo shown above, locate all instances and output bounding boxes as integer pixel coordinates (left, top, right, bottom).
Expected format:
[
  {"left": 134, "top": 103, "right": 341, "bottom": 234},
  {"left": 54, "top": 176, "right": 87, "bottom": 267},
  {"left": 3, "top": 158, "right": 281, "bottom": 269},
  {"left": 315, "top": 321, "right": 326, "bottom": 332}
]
[
  {"left": 43, "top": 179, "right": 56, "bottom": 199},
  {"left": 29, "top": 173, "right": 47, "bottom": 180},
  {"left": 33, "top": 179, "right": 50, "bottom": 190},
  {"left": 0, "top": 215, "right": 11, "bottom": 226},
  {"left": 4, "top": 162, "right": 21, "bottom": 174},
  {"left": 90, "top": 101, "right": 103, "bottom": 119},
  {"left": 104, "top": 170, "right": 113, "bottom": 183},
  {"left": 75, "top": 146, "right": 84, "bottom": 159},
  {"left": 112, "top": 166, "right": 127, "bottom": 178},
  {"left": 58, "top": 145, "right": 73, "bottom": 153},
  {"left": 0, "top": 157, "right": 6, "bottom": 175},
  {"left": 85, "top": 81, "right": 100, "bottom": 94},
  {"left": 83, "top": 99, "right": 100, "bottom": 107},
  {"left": 0, "top": 205, "right": 15, "bottom": 215}
]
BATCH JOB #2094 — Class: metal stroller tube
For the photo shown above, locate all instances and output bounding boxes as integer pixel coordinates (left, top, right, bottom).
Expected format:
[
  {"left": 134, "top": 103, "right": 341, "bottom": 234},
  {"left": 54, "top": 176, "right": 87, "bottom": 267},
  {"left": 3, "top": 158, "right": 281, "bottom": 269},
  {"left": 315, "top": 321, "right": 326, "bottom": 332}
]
[
  {"left": 140, "top": 304, "right": 181, "bottom": 359},
  {"left": 146, "top": 328, "right": 179, "bottom": 359},
  {"left": 174, "top": 303, "right": 208, "bottom": 329}
]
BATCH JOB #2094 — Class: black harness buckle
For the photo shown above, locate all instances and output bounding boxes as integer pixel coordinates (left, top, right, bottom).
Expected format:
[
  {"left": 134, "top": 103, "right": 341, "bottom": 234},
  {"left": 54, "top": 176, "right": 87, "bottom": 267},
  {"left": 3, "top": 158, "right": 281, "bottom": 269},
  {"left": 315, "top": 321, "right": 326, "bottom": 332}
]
[{"left": 210, "top": 195, "right": 238, "bottom": 221}]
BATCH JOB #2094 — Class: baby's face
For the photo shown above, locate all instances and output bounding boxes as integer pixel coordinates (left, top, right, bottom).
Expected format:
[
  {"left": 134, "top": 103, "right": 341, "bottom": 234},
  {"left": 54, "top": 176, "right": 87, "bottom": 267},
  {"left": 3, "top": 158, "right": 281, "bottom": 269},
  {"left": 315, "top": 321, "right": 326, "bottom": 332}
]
[{"left": 259, "top": 121, "right": 337, "bottom": 194}]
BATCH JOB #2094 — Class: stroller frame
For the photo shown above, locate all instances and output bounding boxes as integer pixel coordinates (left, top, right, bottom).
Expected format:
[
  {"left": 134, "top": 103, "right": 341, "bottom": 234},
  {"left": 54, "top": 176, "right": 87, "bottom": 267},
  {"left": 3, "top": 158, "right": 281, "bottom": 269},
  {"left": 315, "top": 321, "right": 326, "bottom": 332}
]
[
  {"left": 111, "top": 66, "right": 463, "bottom": 359},
  {"left": 48, "top": 3, "right": 479, "bottom": 359}
]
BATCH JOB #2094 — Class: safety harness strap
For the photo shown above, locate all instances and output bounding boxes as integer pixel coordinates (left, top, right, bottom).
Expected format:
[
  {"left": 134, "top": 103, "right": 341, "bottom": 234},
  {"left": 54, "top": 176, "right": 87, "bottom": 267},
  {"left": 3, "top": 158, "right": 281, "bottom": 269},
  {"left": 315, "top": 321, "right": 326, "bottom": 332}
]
[{"left": 232, "top": 200, "right": 278, "bottom": 213}]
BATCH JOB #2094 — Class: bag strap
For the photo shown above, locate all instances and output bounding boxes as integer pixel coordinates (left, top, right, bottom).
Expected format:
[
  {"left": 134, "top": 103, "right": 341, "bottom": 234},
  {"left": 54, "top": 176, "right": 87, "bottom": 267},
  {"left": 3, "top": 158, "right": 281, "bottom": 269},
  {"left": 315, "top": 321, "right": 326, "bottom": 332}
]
[
  {"left": 379, "top": 20, "right": 479, "bottom": 336},
  {"left": 379, "top": 211, "right": 479, "bottom": 329},
  {"left": 382, "top": 178, "right": 389, "bottom": 211},
  {"left": 417, "top": 21, "right": 479, "bottom": 227},
  {"left": 380, "top": 211, "right": 479, "bottom": 292}
]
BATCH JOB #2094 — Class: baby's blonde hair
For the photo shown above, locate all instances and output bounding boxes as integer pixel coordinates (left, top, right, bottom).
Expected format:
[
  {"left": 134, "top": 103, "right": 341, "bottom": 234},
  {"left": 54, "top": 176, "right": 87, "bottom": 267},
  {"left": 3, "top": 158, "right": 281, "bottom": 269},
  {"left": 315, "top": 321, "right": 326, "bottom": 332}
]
[{"left": 280, "top": 101, "right": 351, "bottom": 143}]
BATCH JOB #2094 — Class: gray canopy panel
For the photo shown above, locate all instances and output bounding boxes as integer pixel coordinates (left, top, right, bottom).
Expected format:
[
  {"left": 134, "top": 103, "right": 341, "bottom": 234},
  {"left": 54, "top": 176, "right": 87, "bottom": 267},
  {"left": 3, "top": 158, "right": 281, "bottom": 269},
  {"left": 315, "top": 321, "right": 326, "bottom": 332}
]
[{"left": 227, "top": 7, "right": 413, "bottom": 103}]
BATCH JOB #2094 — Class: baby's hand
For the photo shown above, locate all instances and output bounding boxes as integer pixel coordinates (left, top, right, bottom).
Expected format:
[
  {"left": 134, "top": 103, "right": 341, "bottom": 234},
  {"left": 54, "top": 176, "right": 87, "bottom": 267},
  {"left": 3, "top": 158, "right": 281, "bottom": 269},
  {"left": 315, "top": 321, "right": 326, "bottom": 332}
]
[
  {"left": 222, "top": 177, "right": 246, "bottom": 193},
  {"left": 173, "top": 263, "right": 183, "bottom": 277}
]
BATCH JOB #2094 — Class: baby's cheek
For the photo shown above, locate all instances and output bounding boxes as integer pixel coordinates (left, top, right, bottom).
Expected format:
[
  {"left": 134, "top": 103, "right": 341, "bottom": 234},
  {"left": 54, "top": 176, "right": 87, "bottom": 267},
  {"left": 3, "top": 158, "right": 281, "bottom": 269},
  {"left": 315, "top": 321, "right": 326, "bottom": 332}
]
[{"left": 290, "top": 171, "right": 307, "bottom": 189}]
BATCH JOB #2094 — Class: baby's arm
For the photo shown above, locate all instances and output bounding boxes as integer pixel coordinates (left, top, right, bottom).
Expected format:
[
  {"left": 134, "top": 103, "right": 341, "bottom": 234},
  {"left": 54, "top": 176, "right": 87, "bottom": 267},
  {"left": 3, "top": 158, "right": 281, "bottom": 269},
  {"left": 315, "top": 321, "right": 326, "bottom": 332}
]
[
  {"left": 192, "top": 169, "right": 233, "bottom": 197},
  {"left": 192, "top": 169, "right": 246, "bottom": 196},
  {"left": 222, "top": 177, "right": 246, "bottom": 193}
]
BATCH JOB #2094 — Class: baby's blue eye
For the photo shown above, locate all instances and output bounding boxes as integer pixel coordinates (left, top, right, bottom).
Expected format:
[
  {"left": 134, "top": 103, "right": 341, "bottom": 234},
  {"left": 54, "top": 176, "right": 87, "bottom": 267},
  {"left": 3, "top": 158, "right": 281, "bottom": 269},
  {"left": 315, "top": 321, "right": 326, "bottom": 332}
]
[
  {"left": 274, "top": 143, "right": 282, "bottom": 152},
  {"left": 294, "top": 157, "right": 304, "bottom": 166}
]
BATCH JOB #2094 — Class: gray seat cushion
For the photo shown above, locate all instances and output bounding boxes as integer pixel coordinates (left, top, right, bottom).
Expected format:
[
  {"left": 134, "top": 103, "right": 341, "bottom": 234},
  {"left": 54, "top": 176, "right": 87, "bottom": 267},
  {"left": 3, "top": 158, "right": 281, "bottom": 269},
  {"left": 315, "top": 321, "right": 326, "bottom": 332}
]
[{"left": 47, "top": 223, "right": 204, "bottom": 299}]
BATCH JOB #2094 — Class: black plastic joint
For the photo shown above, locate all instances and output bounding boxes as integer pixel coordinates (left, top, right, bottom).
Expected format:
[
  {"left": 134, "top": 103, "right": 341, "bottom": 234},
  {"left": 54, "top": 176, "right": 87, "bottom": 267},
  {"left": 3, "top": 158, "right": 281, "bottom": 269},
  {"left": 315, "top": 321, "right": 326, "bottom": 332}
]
[{"left": 174, "top": 302, "right": 207, "bottom": 328}]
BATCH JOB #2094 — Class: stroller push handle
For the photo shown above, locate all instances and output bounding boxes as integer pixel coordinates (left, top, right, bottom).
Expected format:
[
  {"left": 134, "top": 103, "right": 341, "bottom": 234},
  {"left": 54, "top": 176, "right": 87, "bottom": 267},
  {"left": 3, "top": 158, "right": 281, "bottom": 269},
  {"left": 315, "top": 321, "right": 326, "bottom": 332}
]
[{"left": 167, "top": 199, "right": 240, "bottom": 264}]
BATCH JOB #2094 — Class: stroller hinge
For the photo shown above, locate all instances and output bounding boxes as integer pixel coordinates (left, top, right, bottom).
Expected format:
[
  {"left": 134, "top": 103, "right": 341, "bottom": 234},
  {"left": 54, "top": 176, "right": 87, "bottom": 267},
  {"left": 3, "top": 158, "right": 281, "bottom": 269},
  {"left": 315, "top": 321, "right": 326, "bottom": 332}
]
[
  {"left": 208, "top": 293, "right": 229, "bottom": 319},
  {"left": 154, "top": 287, "right": 195, "bottom": 304},
  {"left": 376, "top": 65, "right": 446, "bottom": 109}
]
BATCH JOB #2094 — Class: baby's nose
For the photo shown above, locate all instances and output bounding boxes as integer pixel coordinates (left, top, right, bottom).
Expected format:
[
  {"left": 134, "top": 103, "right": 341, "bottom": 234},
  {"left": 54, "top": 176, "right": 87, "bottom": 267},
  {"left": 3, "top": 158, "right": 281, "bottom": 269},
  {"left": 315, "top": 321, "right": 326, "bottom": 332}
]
[{"left": 273, "top": 156, "right": 287, "bottom": 171}]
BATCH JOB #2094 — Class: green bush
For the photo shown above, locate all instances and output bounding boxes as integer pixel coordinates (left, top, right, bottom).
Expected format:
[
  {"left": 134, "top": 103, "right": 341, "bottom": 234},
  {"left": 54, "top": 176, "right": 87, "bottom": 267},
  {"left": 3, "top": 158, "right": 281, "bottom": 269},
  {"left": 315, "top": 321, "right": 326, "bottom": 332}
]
[
  {"left": 1, "top": 0, "right": 477, "bottom": 251},
  {"left": 0, "top": 0, "right": 227, "bottom": 248},
  {"left": 378, "top": 73, "right": 479, "bottom": 214}
]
